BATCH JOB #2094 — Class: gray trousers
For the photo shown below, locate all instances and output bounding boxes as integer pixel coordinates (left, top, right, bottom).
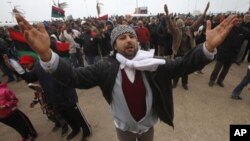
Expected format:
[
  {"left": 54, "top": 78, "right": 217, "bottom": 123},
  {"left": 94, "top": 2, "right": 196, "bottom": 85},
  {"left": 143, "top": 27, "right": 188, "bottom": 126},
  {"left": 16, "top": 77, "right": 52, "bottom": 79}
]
[
  {"left": 236, "top": 40, "right": 248, "bottom": 63},
  {"left": 116, "top": 127, "right": 154, "bottom": 141}
]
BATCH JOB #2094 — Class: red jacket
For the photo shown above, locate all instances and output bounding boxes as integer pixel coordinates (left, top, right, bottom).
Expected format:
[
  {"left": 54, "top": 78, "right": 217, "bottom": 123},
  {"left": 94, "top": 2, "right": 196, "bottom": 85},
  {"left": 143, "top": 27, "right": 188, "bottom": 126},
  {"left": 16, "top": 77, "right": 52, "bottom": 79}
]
[
  {"left": 135, "top": 27, "right": 150, "bottom": 44},
  {"left": 0, "top": 83, "right": 18, "bottom": 118}
]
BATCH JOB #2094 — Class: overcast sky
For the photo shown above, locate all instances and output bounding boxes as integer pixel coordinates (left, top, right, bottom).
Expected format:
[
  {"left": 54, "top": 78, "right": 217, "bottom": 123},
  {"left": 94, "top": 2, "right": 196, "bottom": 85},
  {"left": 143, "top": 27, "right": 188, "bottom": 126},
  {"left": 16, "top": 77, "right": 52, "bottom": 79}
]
[{"left": 0, "top": 0, "right": 249, "bottom": 22}]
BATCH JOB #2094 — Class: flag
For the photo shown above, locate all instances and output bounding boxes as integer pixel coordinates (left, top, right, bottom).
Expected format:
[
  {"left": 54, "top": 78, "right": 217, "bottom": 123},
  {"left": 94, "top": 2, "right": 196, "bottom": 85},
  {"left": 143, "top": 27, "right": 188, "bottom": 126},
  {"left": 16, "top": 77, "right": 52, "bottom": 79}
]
[
  {"left": 7, "top": 28, "right": 38, "bottom": 60},
  {"left": 97, "top": 14, "right": 108, "bottom": 20},
  {"left": 8, "top": 28, "right": 70, "bottom": 60},
  {"left": 51, "top": 6, "right": 65, "bottom": 18},
  {"left": 96, "top": 0, "right": 104, "bottom": 17},
  {"left": 55, "top": 41, "right": 70, "bottom": 58}
]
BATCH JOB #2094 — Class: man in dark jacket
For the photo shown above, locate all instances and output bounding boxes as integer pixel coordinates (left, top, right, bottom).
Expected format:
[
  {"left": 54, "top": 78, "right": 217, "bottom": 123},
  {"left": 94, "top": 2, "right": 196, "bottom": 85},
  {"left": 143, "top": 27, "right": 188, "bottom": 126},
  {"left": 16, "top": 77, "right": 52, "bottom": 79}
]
[
  {"left": 15, "top": 12, "right": 237, "bottom": 141},
  {"left": 236, "top": 13, "right": 250, "bottom": 64},
  {"left": 77, "top": 23, "right": 100, "bottom": 65},
  {"left": 157, "top": 16, "right": 173, "bottom": 57},
  {"left": 148, "top": 17, "right": 159, "bottom": 55},
  {"left": 15, "top": 55, "right": 91, "bottom": 141},
  {"left": 209, "top": 17, "right": 250, "bottom": 87},
  {"left": 0, "top": 38, "right": 16, "bottom": 82}
]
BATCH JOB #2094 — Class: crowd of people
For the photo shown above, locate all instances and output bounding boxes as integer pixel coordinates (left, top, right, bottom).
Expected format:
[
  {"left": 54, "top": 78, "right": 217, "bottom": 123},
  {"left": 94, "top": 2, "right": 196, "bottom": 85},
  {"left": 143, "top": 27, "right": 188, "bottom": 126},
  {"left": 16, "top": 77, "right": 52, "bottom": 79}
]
[{"left": 0, "top": 2, "right": 250, "bottom": 141}]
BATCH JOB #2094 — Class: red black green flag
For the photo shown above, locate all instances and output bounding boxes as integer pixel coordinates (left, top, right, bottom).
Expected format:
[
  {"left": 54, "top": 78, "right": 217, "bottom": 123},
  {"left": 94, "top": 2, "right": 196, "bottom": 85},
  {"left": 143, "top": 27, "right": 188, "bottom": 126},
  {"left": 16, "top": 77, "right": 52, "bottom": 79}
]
[
  {"left": 7, "top": 28, "right": 38, "bottom": 60},
  {"left": 7, "top": 28, "right": 70, "bottom": 59},
  {"left": 51, "top": 6, "right": 65, "bottom": 18}
]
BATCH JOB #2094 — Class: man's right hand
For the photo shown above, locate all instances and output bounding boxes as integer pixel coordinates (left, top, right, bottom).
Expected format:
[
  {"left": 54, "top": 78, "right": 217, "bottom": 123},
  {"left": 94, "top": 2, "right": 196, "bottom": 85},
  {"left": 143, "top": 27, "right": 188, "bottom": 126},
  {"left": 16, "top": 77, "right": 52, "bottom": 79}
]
[
  {"left": 15, "top": 14, "right": 52, "bottom": 62},
  {"left": 205, "top": 15, "right": 237, "bottom": 52}
]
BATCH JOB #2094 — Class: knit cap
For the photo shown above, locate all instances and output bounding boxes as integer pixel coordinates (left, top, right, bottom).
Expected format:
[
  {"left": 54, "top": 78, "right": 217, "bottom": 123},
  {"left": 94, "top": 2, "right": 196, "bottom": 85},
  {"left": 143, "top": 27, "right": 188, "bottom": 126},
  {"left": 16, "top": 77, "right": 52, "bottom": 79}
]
[
  {"left": 19, "top": 55, "right": 35, "bottom": 65},
  {"left": 110, "top": 25, "right": 137, "bottom": 47}
]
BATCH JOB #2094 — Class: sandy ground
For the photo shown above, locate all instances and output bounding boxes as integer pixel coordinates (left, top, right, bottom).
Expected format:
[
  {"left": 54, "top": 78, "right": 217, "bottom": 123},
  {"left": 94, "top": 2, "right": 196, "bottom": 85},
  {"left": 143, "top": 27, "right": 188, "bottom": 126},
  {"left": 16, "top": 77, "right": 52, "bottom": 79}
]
[{"left": 0, "top": 61, "right": 250, "bottom": 141}]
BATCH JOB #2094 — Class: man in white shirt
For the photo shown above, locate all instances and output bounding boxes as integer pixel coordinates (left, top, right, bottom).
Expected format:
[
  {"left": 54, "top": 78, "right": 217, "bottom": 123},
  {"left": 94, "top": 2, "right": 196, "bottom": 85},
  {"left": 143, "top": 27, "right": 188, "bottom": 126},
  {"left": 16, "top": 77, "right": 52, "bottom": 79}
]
[{"left": 59, "top": 23, "right": 84, "bottom": 67}]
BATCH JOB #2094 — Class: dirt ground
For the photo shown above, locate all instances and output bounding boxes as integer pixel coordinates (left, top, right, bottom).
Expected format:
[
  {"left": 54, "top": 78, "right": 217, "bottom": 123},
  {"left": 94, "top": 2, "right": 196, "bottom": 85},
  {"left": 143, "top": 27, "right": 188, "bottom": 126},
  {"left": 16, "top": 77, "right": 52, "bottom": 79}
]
[{"left": 0, "top": 61, "right": 250, "bottom": 141}]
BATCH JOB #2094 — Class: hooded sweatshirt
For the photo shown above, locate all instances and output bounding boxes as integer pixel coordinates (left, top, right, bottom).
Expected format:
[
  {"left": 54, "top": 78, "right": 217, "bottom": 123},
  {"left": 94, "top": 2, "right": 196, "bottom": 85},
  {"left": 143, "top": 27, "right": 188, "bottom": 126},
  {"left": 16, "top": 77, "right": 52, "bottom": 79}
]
[{"left": 0, "top": 83, "right": 18, "bottom": 118}]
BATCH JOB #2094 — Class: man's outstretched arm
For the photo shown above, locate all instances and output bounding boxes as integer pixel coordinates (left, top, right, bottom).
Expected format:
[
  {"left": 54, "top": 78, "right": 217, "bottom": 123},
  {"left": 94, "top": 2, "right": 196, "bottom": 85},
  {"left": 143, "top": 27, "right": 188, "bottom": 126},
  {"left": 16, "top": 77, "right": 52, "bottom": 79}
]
[{"left": 15, "top": 13, "right": 237, "bottom": 65}]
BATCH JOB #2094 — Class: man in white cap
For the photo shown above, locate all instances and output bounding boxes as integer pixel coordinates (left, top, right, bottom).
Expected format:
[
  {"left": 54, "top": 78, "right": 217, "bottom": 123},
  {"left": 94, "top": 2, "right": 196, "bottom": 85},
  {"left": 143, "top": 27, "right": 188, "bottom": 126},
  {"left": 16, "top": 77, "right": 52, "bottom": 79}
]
[{"left": 15, "top": 10, "right": 237, "bottom": 141}]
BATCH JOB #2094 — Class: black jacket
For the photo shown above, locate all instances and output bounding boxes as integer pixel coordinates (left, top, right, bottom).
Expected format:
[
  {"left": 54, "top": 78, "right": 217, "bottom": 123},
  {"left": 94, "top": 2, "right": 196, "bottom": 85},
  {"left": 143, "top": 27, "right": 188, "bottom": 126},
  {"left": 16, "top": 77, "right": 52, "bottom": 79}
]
[
  {"left": 148, "top": 23, "right": 158, "bottom": 43},
  {"left": 217, "top": 26, "right": 250, "bottom": 62},
  {"left": 21, "top": 62, "right": 78, "bottom": 111},
  {"left": 77, "top": 32, "right": 99, "bottom": 56},
  {"left": 52, "top": 44, "right": 211, "bottom": 127}
]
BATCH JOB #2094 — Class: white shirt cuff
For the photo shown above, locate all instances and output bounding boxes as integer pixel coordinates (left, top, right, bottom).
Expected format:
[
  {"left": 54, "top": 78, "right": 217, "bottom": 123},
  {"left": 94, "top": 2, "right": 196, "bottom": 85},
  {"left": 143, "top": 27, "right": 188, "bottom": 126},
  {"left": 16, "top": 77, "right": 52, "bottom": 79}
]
[
  {"left": 39, "top": 51, "right": 59, "bottom": 73},
  {"left": 9, "top": 58, "right": 25, "bottom": 74},
  {"left": 202, "top": 43, "right": 217, "bottom": 60}
]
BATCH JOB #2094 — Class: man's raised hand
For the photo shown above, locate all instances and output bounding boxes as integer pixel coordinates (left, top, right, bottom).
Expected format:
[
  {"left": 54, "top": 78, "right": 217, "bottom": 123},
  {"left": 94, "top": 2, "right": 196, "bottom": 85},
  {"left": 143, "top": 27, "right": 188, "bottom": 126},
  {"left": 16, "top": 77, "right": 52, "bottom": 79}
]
[
  {"left": 164, "top": 4, "right": 169, "bottom": 16},
  {"left": 204, "top": 2, "right": 210, "bottom": 15},
  {"left": 15, "top": 14, "right": 52, "bottom": 61},
  {"left": 205, "top": 15, "right": 237, "bottom": 52}
]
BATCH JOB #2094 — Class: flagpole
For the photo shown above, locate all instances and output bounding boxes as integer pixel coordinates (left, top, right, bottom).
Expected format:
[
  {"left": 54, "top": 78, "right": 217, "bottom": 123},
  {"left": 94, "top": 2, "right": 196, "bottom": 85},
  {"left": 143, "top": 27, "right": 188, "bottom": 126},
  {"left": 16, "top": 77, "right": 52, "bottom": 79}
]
[
  {"left": 135, "top": 0, "right": 139, "bottom": 14},
  {"left": 97, "top": 0, "right": 100, "bottom": 17},
  {"left": 7, "top": 1, "right": 14, "bottom": 22}
]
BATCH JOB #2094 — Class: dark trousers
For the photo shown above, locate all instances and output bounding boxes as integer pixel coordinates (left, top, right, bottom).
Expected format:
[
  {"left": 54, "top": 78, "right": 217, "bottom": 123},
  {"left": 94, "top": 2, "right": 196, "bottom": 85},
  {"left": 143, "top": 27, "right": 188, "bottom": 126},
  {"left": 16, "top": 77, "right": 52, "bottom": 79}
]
[
  {"left": 232, "top": 68, "right": 250, "bottom": 97},
  {"left": 158, "top": 45, "right": 165, "bottom": 56},
  {"left": 76, "top": 48, "right": 84, "bottom": 67},
  {"left": 140, "top": 42, "right": 150, "bottom": 51},
  {"left": 242, "top": 45, "right": 250, "bottom": 62},
  {"left": 52, "top": 109, "right": 68, "bottom": 128},
  {"left": 173, "top": 75, "right": 188, "bottom": 86},
  {"left": 0, "top": 109, "right": 37, "bottom": 139},
  {"left": 70, "top": 49, "right": 84, "bottom": 68},
  {"left": 150, "top": 41, "right": 158, "bottom": 56},
  {"left": 59, "top": 104, "right": 91, "bottom": 136},
  {"left": 0, "top": 61, "right": 15, "bottom": 81},
  {"left": 173, "top": 55, "right": 188, "bottom": 86},
  {"left": 210, "top": 60, "right": 233, "bottom": 83}
]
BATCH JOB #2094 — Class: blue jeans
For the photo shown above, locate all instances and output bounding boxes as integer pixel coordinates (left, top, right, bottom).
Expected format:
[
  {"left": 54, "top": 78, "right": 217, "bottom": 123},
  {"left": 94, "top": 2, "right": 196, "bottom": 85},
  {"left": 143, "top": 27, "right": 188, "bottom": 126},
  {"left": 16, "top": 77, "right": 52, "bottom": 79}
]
[{"left": 231, "top": 68, "right": 250, "bottom": 97}]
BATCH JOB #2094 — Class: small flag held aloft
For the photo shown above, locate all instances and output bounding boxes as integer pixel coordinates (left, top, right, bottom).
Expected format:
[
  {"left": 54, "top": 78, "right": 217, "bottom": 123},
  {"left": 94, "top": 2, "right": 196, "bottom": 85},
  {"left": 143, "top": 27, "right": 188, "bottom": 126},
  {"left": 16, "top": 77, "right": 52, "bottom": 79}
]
[{"left": 51, "top": 6, "right": 65, "bottom": 18}]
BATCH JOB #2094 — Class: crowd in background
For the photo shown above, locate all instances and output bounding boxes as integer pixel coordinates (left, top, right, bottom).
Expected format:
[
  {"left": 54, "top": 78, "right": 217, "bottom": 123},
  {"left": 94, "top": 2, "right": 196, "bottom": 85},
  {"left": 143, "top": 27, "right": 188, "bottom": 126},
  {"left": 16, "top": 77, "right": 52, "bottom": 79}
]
[{"left": 1, "top": 11, "right": 250, "bottom": 86}]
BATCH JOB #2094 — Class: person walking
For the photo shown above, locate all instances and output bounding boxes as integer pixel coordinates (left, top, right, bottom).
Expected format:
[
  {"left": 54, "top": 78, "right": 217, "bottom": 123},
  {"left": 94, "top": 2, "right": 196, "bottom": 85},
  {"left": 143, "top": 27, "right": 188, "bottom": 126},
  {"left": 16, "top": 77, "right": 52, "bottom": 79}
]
[
  {"left": 209, "top": 15, "right": 250, "bottom": 87},
  {"left": 231, "top": 65, "right": 250, "bottom": 100},
  {"left": 11, "top": 55, "right": 91, "bottom": 141},
  {"left": 0, "top": 82, "right": 37, "bottom": 141}
]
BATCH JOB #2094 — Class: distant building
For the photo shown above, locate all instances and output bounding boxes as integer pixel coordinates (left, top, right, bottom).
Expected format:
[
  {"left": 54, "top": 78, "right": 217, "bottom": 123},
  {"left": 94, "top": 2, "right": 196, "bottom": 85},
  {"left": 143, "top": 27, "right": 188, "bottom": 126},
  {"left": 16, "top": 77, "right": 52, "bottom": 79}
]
[
  {"left": 134, "top": 7, "right": 148, "bottom": 14},
  {"left": 193, "top": 10, "right": 201, "bottom": 16}
]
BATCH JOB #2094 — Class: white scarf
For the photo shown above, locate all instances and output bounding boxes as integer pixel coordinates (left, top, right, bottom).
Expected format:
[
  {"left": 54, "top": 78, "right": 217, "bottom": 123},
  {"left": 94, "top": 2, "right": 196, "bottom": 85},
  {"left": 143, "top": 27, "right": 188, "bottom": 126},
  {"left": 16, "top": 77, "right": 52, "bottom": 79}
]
[{"left": 116, "top": 49, "right": 165, "bottom": 83}]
